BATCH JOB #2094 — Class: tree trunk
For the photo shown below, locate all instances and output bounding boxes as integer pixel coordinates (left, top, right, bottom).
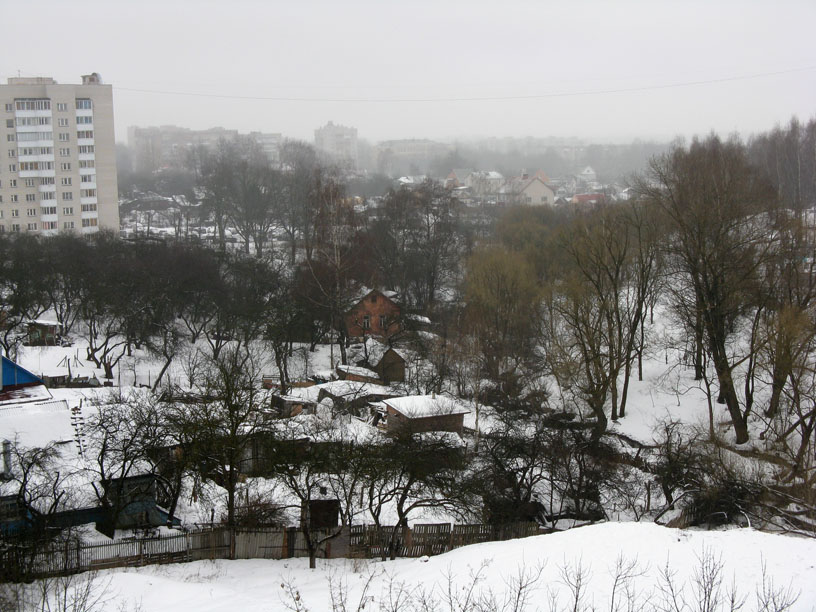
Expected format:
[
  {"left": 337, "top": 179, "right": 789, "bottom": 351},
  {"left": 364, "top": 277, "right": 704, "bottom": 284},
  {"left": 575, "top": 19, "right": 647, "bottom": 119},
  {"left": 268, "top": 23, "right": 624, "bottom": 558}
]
[
  {"left": 711, "top": 353, "right": 749, "bottom": 444},
  {"left": 152, "top": 354, "right": 173, "bottom": 392}
]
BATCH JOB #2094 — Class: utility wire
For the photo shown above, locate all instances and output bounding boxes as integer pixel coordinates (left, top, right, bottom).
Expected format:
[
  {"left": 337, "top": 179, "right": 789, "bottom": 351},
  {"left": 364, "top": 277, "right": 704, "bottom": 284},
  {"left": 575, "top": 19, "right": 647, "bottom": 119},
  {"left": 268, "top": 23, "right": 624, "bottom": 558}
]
[{"left": 111, "top": 64, "right": 816, "bottom": 103}]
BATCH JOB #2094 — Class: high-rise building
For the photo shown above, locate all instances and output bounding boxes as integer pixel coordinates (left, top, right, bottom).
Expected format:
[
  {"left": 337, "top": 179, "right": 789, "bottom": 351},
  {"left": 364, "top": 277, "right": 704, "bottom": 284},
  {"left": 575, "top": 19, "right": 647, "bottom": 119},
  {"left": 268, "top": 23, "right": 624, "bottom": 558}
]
[
  {"left": 0, "top": 73, "right": 119, "bottom": 235},
  {"left": 314, "top": 121, "right": 358, "bottom": 169}
]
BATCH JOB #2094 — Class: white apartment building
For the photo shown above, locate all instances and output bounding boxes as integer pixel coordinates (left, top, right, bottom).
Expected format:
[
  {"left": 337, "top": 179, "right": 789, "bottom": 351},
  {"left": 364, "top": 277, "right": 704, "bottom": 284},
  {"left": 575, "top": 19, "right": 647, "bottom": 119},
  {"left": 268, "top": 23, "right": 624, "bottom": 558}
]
[
  {"left": 0, "top": 73, "right": 119, "bottom": 236},
  {"left": 314, "top": 121, "right": 358, "bottom": 169}
]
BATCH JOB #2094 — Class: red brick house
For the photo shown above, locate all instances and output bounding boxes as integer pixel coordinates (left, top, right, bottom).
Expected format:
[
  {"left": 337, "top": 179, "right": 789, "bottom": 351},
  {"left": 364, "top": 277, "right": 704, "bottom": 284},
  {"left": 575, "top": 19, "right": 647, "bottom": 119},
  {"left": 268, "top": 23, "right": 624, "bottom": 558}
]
[{"left": 345, "top": 289, "right": 401, "bottom": 339}]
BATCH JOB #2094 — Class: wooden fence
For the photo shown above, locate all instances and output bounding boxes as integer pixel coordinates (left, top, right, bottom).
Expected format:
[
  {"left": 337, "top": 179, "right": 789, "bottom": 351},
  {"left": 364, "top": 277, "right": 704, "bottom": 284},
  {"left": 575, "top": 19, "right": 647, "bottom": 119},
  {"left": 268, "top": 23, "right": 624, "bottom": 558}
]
[{"left": 0, "top": 522, "right": 543, "bottom": 580}]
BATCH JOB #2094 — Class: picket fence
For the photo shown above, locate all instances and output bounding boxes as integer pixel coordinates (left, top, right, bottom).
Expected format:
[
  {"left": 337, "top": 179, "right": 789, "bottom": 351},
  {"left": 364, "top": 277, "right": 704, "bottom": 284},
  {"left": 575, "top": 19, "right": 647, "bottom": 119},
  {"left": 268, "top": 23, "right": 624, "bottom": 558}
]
[{"left": 1, "top": 522, "right": 543, "bottom": 580}]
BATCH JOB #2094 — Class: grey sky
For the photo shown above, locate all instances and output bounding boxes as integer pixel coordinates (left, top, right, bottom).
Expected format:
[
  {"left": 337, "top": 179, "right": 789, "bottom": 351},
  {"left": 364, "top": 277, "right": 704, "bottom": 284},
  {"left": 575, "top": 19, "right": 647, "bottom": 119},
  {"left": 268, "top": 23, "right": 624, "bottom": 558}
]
[{"left": 3, "top": 0, "right": 815, "bottom": 145}]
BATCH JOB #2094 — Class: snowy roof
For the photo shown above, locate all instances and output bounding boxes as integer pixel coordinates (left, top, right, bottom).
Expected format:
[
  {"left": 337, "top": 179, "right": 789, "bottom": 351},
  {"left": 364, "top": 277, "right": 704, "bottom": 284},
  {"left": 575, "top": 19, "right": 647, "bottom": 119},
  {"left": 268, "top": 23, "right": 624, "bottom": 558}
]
[
  {"left": 405, "top": 313, "right": 432, "bottom": 325},
  {"left": 318, "top": 380, "right": 393, "bottom": 398},
  {"left": 413, "top": 430, "right": 466, "bottom": 447},
  {"left": 337, "top": 364, "right": 380, "bottom": 379},
  {"left": 0, "top": 399, "right": 75, "bottom": 447},
  {"left": 0, "top": 383, "right": 52, "bottom": 406},
  {"left": 384, "top": 395, "right": 470, "bottom": 419},
  {"left": 348, "top": 337, "right": 389, "bottom": 367}
]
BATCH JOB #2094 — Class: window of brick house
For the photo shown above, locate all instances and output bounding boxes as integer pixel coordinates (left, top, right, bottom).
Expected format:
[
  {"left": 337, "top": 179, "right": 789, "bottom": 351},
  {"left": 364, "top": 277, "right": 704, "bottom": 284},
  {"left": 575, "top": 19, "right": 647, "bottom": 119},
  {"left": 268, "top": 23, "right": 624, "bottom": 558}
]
[{"left": 362, "top": 315, "right": 371, "bottom": 330}]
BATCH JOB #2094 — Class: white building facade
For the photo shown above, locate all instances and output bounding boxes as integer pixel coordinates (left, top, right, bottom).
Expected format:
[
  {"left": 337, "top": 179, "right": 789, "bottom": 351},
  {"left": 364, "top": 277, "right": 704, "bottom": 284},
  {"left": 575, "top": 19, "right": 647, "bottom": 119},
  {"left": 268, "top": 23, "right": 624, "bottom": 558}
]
[{"left": 0, "top": 73, "right": 119, "bottom": 235}]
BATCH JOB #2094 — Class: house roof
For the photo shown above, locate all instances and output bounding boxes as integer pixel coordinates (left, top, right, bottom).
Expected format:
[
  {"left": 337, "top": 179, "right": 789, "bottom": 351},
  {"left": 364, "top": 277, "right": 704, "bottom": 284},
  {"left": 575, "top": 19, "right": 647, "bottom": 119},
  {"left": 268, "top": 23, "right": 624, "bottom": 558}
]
[
  {"left": 448, "top": 169, "right": 473, "bottom": 182},
  {"left": 384, "top": 395, "right": 470, "bottom": 419},
  {"left": 1, "top": 356, "right": 51, "bottom": 405},
  {"left": 352, "top": 287, "right": 399, "bottom": 306},
  {"left": 337, "top": 364, "right": 380, "bottom": 379},
  {"left": 2, "top": 356, "right": 44, "bottom": 390}
]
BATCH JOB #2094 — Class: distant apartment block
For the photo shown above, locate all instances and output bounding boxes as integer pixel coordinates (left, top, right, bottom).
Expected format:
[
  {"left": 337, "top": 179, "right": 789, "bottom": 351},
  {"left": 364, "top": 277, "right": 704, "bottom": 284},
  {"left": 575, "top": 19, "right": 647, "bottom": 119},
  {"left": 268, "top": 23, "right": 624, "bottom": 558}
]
[
  {"left": 314, "top": 121, "right": 358, "bottom": 169},
  {"left": 375, "top": 139, "right": 452, "bottom": 177},
  {"left": 127, "top": 125, "right": 282, "bottom": 172},
  {"left": 0, "top": 73, "right": 119, "bottom": 235}
]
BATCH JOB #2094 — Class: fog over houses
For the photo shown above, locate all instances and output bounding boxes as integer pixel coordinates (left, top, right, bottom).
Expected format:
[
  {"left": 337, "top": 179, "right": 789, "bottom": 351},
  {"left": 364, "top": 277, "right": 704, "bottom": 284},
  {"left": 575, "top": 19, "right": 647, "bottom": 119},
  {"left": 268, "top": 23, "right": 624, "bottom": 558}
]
[{"left": 1, "top": 1, "right": 816, "bottom": 610}]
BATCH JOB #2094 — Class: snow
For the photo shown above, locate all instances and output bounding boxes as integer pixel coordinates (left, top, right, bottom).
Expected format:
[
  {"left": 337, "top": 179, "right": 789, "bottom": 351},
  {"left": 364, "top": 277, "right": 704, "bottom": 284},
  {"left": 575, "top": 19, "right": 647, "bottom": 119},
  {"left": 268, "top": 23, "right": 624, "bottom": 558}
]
[
  {"left": 385, "top": 394, "right": 469, "bottom": 418},
  {"left": 0, "top": 398, "right": 75, "bottom": 447},
  {"left": 66, "top": 523, "right": 816, "bottom": 611},
  {"left": 0, "top": 383, "right": 53, "bottom": 406},
  {"left": 336, "top": 364, "right": 380, "bottom": 379}
]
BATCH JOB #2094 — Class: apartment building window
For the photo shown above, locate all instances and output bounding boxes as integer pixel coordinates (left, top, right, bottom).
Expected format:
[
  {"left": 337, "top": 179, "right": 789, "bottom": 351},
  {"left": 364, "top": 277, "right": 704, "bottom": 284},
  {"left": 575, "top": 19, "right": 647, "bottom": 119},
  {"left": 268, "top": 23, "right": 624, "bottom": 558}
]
[
  {"left": 26, "top": 208, "right": 36, "bottom": 216},
  {"left": 81, "top": 174, "right": 94, "bottom": 183},
  {"left": 60, "top": 177, "right": 72, "bottom": 185},
  {"left": 5, "top": 120, "right": 13, "bottom": 128},
  {"left": 17, "top": 131, "right": 52, "bottom": 142},
  {"left": 81, "top": 218, "right": 97, "bottom": 227},
  {"left": 10, "top": 195, "right": 18, "bottom": 203},
  {"left": 41, "top": 177, "right": 54, "bottom": 185},
  {"left": 57, "top": 103, "right": 67, "bottom": 111},
  {"left": 81, "top": 203, "right": 97, "bottom": 212},
  {"left": 8, "top": 164, "right": 17, "bottom": 172},
  {"left": 80, "top": 189, "right": 96, "bottom": 198},
  {"left": 62, "top": 192, "right": 73, "bottom": 201},
  {"left": 57, "top": 118, "right": 69, "bottom": 127},
  {"left": 60, "top": 163, "right": 71, "bottom": 171},
  {"left": 76, "top": 116, "right": 92, "bottom": 124},
  {"left": 58, "top": 133, "right": 69, "bottom": 142},
  {"left": 0, "top": 225, "right": 4, "bottom": 233},
  {"left": 63, "top": 221, "right": 74, "bottom": 229},
  {"left": 9, "top": 179, "right": 16, "bottom": 187},
  {"left": 59, "top": 148, "right": 70, "bottom": 157},
  {"left": 0, "top": 209, "right": 3, "bottom": 217},
  {"left": 7, "top": 150, "right": 15, "bottom": 157},
  {"left": 20, "top": 147, "right": 51, "bottom": 157},
  {"left": 17, "top": 117, "right": 53, "bottom": 127},
  {"left": 77, "top": 131, "right": 93, "bottom": 139},
  {"left": 25, "top": 194, "right": 36, "bottom": 202},
  {"left": 24, "top": 178, "right": 35, "bottom": 187},
  {"left": 26, "top": 223, "right": 37, "bottom": 231},
  {"left": 20, "top": 162, "right": 39, "bottom": 171},
  {"left": 42, "top": 221, "right": 57, "bottom": 230},
  {"left": 78, "top": 145, "right": 94, "bottom": 154},
  {"left": 4, "top": 103, "right": 12, "bottom": 112},
  {"left": 79, "top": 160, "right": 94, "bottom": 169},
  {"left": 62, "top": 207, "right": 74, "bottom": 215},
  {"left": 11, "top": 224, "right": 20, "bottom": 232},
  {"left": 0, "top": 196, "right": 3, "bottom": 203},
  {"left": 11, "top": 209, "right": 19, "bottom": 217},
  {"left": 16, "top": 99, "right": 50, "bottom": 111},
  {"left": 6, "top": 134, "right": 14, "bottom": 142},
  {"left": 41, "top": 191, "right": 55, "bottom": 201},
  {"left": 75, "top": 99, "right": 92, "bottom": 110},
  {"left": 41, "top": 206, "right": 56, "bottom": 215}
]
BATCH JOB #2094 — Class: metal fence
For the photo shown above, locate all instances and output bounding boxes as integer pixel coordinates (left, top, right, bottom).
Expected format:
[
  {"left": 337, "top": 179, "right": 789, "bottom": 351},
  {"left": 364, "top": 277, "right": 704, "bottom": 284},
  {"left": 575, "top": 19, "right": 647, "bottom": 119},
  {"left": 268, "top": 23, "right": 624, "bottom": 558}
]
[{"left": 0, "top": 522, "right": 543, "bottom": 580}]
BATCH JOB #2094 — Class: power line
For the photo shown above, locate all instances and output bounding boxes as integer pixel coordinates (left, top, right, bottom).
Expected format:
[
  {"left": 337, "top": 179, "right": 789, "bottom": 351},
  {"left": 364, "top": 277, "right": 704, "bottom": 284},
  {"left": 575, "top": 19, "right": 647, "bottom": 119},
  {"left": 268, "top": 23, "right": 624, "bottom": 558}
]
[{"left": 111, "top": 64, "right": 816, "bottom": 103}]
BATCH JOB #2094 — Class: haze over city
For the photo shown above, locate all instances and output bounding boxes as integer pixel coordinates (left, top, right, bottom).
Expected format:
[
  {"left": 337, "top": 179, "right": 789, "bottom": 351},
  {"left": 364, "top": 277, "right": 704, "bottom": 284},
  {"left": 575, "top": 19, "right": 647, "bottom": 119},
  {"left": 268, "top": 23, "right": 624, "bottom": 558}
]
[{"left": 3, "top": 0, "right": 815, "bottom": 144}]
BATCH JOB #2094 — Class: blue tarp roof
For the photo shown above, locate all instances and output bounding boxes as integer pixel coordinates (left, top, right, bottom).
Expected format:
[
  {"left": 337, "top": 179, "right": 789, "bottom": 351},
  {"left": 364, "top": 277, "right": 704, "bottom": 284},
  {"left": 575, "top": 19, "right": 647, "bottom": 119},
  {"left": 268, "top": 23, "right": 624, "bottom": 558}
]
[{"left": 1, "top": 355, "right": 43, "bottom": 389}]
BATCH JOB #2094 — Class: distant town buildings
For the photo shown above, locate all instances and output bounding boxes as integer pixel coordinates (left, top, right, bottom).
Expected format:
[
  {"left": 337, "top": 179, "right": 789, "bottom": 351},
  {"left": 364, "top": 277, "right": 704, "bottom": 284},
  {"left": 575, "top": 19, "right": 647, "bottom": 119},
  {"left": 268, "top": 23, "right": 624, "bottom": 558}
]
[
  {"left": 0, "top": 73, "right": 119, "bottom": 235},
  {"left": 375, "top": 139, "right": 453, "bottom": 176},
  {"left": 127, "top": 125, "right": 282, "bottom": 172},
  {"left": 314, "top": 121, "right": 358, "bottom": 169}
]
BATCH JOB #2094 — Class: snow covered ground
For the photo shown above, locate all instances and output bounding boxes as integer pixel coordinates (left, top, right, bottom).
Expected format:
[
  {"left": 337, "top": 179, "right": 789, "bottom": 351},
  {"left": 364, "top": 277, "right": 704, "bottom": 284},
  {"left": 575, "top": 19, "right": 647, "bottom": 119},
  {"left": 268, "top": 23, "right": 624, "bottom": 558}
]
[{"left": 61, "top": 523, "right": 816, "bottom": 611}]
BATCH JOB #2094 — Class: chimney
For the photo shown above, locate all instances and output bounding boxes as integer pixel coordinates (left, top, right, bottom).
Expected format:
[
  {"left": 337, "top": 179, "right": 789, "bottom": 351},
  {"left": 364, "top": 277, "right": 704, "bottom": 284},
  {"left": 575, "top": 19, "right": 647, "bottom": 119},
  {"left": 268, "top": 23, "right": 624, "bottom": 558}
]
[
  {"left": 521, "top": 169, "right": 529, "bottom": 180},
  {"left": 2, "top": 440, "right": 11, "bottom": 480}
]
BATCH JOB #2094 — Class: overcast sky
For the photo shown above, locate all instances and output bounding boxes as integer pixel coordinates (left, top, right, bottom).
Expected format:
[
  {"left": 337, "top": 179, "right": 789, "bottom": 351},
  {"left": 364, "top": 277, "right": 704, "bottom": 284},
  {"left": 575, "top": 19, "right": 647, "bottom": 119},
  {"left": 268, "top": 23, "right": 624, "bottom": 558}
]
[{"left": 3, "top": 0, "right": 815, "bottom": 145}]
